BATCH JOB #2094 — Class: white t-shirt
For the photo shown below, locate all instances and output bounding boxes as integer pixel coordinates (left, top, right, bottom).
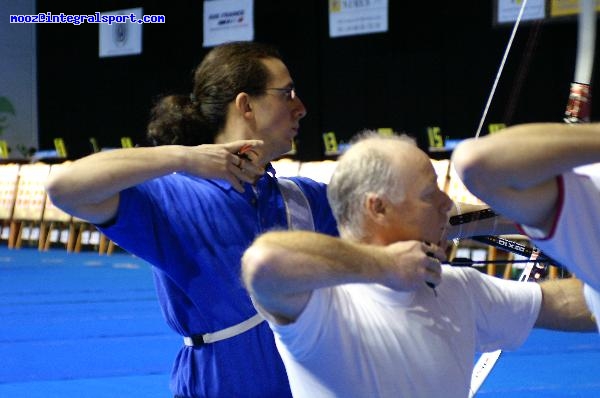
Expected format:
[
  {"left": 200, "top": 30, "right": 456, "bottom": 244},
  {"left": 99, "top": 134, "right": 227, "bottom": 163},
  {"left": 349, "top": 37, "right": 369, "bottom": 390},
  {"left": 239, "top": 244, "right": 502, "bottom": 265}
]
[
  {"left": 521, "top": 169, "right": 600, "bottom": 330},
  {"left": 267, "top": 266, "right": 541, "bottom": 398}
]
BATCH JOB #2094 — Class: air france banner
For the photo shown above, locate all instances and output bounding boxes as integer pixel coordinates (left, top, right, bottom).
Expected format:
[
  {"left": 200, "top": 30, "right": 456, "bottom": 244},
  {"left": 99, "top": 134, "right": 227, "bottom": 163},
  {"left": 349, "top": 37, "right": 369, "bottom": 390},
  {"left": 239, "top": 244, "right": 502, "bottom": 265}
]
[
  {"left": 203, "top": 0, "right": 254, "bottom": 47},
  {"left": 329, "top": 0, "right": 388, "bottom": 38}
]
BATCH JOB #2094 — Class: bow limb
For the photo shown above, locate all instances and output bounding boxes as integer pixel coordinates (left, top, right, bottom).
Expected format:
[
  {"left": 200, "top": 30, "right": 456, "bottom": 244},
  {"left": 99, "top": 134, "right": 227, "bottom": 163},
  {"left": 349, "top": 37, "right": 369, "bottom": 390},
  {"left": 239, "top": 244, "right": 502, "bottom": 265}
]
[{"left": 564, "top": 0, "right": 596, "bottom": 123}]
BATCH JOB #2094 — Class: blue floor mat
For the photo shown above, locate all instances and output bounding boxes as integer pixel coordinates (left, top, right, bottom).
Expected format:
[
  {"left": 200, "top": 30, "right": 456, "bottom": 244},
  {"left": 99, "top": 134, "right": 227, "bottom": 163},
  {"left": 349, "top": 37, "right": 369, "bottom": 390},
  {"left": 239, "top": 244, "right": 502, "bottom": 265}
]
[
  {"left": 477, "top": 329, "right": 600, "bottom": 397},
  {"left": 1, "top": 247, "right": 599, "bottom": 397},
  {"left": 0, "top": 374, "right": 173, "bottom": 398},
  {"left": 0, "top": 247, "right": 180, "bottom": 397}
]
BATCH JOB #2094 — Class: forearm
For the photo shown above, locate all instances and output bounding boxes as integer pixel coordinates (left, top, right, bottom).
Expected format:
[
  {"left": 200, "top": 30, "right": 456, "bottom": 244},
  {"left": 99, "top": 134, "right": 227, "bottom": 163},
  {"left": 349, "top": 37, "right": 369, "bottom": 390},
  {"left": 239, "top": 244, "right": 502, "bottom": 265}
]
[
  {"left": 48, "top": 146, "right": 188, "bottom": 200},
  {"left": 450, "top": 123, "right": 600, "bottom": 227},
  {"left": 243, "top": 231, "right": 386, "bottom": 296},
  {"left": 242, "top": 231, "right": 387, "bottom": 323},
  {"left": 535, "top": 277, "right": 597, "bottom": 332},
  {"left": 46, "top": 146, "right": 189, "bottom": 221},
  {"left": 243, "top": 231, "right": 444, "bottom": 324},
  {"left": 453, "top": 123, "right": 600, "bottom": 190}
]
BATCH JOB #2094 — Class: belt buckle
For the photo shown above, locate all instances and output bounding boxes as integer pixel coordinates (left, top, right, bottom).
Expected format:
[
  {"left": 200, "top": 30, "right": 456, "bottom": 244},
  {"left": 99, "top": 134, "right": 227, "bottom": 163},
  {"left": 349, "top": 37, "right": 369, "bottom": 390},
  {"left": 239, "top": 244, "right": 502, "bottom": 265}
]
[{"left": 190, "top": 334, "right": 205, "bottom": 346}]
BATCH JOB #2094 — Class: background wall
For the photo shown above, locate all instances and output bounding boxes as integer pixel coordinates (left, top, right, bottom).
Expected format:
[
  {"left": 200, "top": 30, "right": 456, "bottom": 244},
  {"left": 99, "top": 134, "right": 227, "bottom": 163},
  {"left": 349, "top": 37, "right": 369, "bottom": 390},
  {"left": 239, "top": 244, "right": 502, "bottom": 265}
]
[
  {"left": 1, "top": 0, "right": 38, "bottom": 158},
  {"left": 34, "top": 1, "right": 598, "bottom": 160}
]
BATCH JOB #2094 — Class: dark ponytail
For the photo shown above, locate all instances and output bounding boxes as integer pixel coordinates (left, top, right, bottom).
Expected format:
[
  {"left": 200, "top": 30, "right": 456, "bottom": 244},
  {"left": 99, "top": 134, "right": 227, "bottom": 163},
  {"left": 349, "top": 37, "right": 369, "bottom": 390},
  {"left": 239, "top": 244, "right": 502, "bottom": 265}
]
[
  {"left": 147, "top": 94, "right": 210, "bottom": 146},
  {"left": 147, "top": 41, "right": 282, "bottom": 146}
]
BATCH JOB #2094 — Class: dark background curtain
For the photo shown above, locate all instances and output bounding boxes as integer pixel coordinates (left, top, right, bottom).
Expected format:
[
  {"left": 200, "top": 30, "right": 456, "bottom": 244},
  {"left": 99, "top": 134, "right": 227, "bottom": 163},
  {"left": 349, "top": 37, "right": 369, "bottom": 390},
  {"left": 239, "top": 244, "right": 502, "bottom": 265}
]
[{"left": 36, "top": 1, "right": 596, "bottom": 160}]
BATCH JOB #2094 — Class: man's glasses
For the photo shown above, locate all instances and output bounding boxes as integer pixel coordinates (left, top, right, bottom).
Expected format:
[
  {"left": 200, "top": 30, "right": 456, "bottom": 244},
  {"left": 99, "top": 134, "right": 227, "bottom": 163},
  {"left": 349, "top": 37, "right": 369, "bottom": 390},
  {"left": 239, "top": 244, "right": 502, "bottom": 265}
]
[{"left": 265, "top": 86, "right": 297, "bottom": 101}]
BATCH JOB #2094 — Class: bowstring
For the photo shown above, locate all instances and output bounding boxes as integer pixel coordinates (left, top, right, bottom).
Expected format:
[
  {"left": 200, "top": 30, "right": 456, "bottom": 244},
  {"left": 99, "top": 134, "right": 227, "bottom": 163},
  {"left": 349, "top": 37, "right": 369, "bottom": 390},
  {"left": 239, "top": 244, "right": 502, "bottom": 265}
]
[
  {"left": 474, "top": 0, "right": 529, "bottom": 139},
  {"left": 467, "top": 2, "right": 531, "bottom": 397},
  {"left": 448, "top": 0, "right": 530, "bottom": 246}
]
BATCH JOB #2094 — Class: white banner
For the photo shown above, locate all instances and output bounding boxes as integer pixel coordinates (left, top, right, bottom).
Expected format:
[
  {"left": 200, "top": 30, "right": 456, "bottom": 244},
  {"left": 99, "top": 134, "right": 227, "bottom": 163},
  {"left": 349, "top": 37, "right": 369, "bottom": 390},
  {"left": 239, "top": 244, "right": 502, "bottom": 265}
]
[
  {"left": 99, "top": 7, "right": 143, "bottom": 58},
  {"left": 329, "top": 0, "right": 388, "bottom": 38},
  {"left": 203, "top": 0, "right": 254, "bottom": 47},
  {"left": 497, "top": 0, "right": 545, "bottom": 23}
]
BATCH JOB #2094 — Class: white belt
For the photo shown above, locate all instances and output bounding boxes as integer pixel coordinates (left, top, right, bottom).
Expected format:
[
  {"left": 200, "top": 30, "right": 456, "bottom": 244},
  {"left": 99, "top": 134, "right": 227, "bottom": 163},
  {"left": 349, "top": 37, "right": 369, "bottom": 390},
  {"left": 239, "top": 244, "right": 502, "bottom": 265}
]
[{"left": 183, "top": 313, "right": 265, "bottom": 346}]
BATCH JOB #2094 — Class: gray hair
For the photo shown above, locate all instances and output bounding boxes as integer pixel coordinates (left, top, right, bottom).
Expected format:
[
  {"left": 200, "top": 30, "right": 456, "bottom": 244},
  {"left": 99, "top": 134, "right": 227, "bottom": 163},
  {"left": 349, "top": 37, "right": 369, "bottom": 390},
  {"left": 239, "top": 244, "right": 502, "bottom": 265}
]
[{"left": 327, "top": 130, "right": 416, "bottom": 240}]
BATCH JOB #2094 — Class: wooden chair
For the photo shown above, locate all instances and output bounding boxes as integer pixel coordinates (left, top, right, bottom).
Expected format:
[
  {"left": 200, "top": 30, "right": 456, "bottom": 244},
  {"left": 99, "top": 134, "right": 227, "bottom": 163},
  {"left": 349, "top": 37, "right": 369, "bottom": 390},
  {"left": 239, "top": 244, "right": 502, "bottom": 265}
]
[
  {"left": 42, "top": 162, "right": 116, "bottom": 254},
  {"left": 0, "top": 164, "right": 21, "bottom": 244},
  {"left": 39, "top": 163, "right": 74, "bottom": 251},
  {"left": 9, "top": 163, "right": 51, "bottom": 249},
  {"left": 98, "top": 232, "right": 116, "bottom": 255},
  {"left": 69, "top": 216, "right": 117, "bottom": 255}
]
